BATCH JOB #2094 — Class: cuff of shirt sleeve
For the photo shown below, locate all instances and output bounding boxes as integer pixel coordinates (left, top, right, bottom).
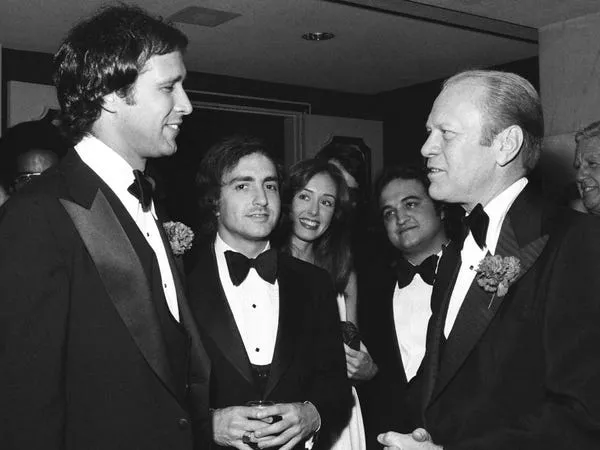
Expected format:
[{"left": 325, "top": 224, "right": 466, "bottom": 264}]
[{"left": 303, "top": 401, "right": 320, "bottom": 449}]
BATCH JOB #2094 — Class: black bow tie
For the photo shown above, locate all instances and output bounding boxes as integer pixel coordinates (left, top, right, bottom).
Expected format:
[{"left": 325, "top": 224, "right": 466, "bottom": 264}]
[
  {"left": 128, "top": 169, "right": 155, "bottom": 212},
  {"left": 462, "top": 203, "right": 489, "bottom": 249},
  {"left": 395, "top": 254, "right": 439, "bottom": 288},
  {"left": 224, "top": 249, "right": 278, "bottom": 286}
]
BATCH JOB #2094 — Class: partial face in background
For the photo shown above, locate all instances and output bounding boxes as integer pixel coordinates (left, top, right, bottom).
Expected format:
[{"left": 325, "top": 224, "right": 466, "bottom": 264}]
[
  {"left": 380, "top": 177, "right": 445, "bottom": 259},
  {"left": 110, "top": 51, "right": 192, "bottom": 168},
  {"left": 421, "top": 80, "right": 498, "bottom": 210},
  {"left": 291, "top": 172, "right": 338, "bottom": 244},
  {"left": 217, "top": 153, "right": 281, "bottom": 249},
  {"left": 574, "top": 136, "right": 600, "bottom": 215},
  {"left": 12, "top": 149, "right": 59, "bottom": 191}
]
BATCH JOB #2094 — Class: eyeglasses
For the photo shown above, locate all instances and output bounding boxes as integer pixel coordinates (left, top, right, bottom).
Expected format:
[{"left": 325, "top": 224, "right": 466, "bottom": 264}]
[{"left": 12, "top": 172, "right": 43, "bottom": 190}]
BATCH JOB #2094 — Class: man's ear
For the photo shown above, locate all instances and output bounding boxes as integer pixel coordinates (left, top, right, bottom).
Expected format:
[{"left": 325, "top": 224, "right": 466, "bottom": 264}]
[
  {"left": 495, "top": 125, "right": 524, "bottom": 167},
  {"left": 212, "top": 198, "right": 221, "bottom": 217},
  {"left": 101, "top": 92, "right": 118, "bottom": 114}
]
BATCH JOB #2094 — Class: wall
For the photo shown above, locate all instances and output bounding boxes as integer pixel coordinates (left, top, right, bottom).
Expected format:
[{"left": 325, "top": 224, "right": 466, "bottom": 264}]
[
  {"left": 540, "top": 12, "right": 600, "bottom": 137},
  {"left": 0, "top": 45, "right": 2, "bottom": 136},
  {"left": 7, "top": 81, "right": 59, "bottom": 127},
  {"left": 303, "top": 114, "right": 383, "bottom": 182},
  {"left": 1, "top": 49, "right": 54, "bottom": 132},
  {"left": 539, "top": 12, "right": 600, "bottom": 195}
]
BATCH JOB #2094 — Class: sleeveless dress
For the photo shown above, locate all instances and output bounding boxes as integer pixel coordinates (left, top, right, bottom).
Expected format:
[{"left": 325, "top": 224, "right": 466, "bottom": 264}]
[{"left": 329, "top": 294, "right": 367, "bottom": 450}]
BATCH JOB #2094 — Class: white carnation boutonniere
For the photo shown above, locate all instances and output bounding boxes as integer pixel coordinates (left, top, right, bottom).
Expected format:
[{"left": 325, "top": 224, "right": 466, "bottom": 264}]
[
  {"left": 163, "top": 221, "right": 194, "bottom": 256},
  {"left": 475, "top": 255, "right": 521, "bottom": 309}
]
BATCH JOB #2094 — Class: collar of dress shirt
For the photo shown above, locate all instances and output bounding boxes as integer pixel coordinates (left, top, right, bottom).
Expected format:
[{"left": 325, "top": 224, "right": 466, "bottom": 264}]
[
  {"left": 396, "top": 247, "right": 444, "bottom": 282},
  {"left": 214, "top": 233, "right": 271, "bottom": 286},
  {"left": 75, "top": 135, "right": 156, "bottom": 218},
  {"left": 214, "top": 233, "right": 270, "bottom": 259},
  {"left": 479, "top": 177, "right": 528, "bottom": 254}
]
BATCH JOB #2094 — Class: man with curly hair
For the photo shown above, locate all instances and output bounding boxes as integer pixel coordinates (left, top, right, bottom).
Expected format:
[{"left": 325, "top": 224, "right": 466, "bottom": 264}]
[{"left": 187, "top": 135, "right": 351, "bottom": 449}]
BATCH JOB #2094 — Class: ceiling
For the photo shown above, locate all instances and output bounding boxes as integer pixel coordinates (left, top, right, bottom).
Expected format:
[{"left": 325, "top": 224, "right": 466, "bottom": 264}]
[{"left": 1, "top": 0, "right": 599, "bottom": 94}]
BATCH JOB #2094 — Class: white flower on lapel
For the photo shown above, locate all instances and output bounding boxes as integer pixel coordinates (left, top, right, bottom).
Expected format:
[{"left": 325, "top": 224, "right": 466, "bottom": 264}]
[
  {"left": 475, "top": 255, "right": 521, "bottom": 308},
  {"left": 163, "top": 221, "right": 194, "bottom": 256}
]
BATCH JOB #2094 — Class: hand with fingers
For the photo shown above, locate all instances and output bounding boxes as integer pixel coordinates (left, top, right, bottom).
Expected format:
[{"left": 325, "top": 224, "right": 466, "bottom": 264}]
[
  {"left": 377, "top": 428, "right": 442, "bottom": 450},
  {"left": 345, "top": 341, "right": 378, "bottom": 381},
  {"left": 250, "top": 401, "right": 321, "bottom": 449},
  {"left": 212, "top": 405, "right": 273, "bottom": 449}
]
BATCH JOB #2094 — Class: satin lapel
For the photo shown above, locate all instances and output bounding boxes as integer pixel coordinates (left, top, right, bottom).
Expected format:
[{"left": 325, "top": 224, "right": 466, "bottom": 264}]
[
  {"left": 494, "top": 215, "right": 547, "bottom": 281},
  {"left": 264, "top": 258, "right": 300, "bottom": 397},
  {"left": 194, "top": 248, "right": 254, "bottom": 386},
  {"left": 497, "top": 189, "right": 550, "bottom": 280},
  {"left": 60, "top": 191, "right": 176, "bottom": 395},
  {"left": 422, "top": 241, "right": 461, "bottom": 410},
  {"left": 430, "top": 186, "right": 549, "bottom": 402}
]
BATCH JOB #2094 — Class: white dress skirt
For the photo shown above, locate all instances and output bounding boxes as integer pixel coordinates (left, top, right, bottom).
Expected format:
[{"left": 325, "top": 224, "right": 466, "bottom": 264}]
[{"left": 329, "top": 294, "right": 367, "bottom": 450}]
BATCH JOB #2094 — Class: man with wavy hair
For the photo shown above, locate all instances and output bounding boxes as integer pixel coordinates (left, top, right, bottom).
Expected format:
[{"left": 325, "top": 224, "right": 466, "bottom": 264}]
[
  {"left": 187, "top": 135, "right": 351, "bottom": 449},
  {"left": 0, "top": 5, "right": 211, "bottom": 449}
]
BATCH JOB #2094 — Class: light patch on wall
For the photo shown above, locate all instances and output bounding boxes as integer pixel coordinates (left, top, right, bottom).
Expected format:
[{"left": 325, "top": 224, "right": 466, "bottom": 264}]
[{"left": 169, "top": 6, "right": 241, "bottom": 28}]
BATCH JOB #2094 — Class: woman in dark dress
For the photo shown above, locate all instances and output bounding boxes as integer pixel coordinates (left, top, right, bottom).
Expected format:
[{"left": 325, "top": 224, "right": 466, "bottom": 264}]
[{"left": 276, "top": 158, "right": 366, "bottom": 450}]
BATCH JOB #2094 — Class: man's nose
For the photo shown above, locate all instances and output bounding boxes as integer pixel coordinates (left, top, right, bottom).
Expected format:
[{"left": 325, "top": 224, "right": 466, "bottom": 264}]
[
  {"left": 177, "top": 87, "right": 193, "bottom": 116},
  {"left": 253, "top": 187, "right": 268, "bottom": 206},
  {"left": 421, "top": 133, "right": 439, "bottom": 158},
  {"left": 575, "top": 165, "right": 588, "bottom": 181},
  {"left": 396, "top": 209, "right": 410, "bottom": 225}
]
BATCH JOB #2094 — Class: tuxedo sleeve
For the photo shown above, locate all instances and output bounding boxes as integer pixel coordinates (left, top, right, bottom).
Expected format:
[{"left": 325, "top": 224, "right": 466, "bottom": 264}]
[
  {"left": 0, "top": 195, "right": 71, "bottom": 449},
  {"left": 305, "top": 269, "right": 352, "bottom": 443},
  {"left": 446, "top": 214, "right": 600, "bottom": 450}
]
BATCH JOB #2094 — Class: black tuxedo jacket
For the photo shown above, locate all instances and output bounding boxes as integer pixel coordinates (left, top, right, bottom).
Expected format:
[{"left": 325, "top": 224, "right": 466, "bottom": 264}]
[
  {"left": 186, "top": 246, "right": 352, "bottom": 449},
  {"left": 421, "top": 184, "right": 600, "bottom": 449},
  {"left": 358, "top": 257, "right": 432, "bottom": 449},
  {"left": 0, "top": 150, "right": 211, "bottom": 449}
]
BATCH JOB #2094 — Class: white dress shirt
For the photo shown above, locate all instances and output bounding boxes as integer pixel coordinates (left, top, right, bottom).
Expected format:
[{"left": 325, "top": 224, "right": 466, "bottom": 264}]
[
  {"left": 214, "top": 234, "right": 279, "bottom": 365},
  {"left": 444, "top": 177, "right": 528, "bottom": 337},
  {"left": 393, "top": 252, "right": 441, "bottom": 381},
  {"left": 75, "top": 135, "right": 179, "bottom": 321}
]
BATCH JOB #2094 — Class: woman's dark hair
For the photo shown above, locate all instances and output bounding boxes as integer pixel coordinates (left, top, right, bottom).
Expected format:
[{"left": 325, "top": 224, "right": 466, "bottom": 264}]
[
  {"left": 315, "top": 141, "right": 366, "bottom": 189},
  {"left": 195, "top": 135, "right": 283, "bottom": 238},
  {"left": 53, "top": 4, "right": 188, "bottom": 143},
  {"left": 278, "top": 158, "right": 353, "bottom": 294}
]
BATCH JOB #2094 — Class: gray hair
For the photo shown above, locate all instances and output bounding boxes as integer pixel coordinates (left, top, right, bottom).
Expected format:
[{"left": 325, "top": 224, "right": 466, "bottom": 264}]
[{"left": 443, "top": 70, "right": 544, "bottom": 173}]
